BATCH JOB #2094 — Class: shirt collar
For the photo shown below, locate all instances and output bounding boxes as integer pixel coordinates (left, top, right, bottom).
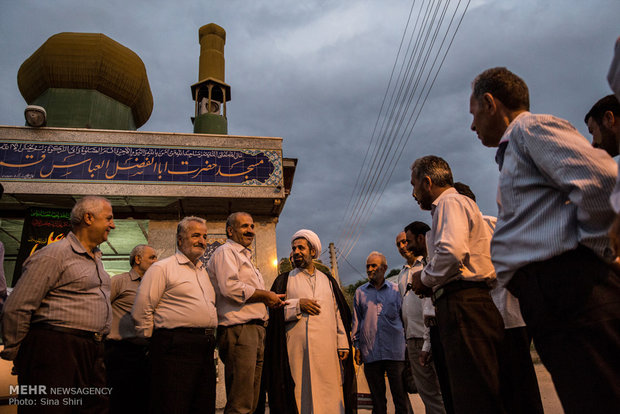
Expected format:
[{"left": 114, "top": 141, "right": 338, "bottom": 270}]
[
  {"left": 67, "top": 231, "right": 102, "bottom": 259},
  {"left": 500, "top": 111, "right": 529, "bottom": 145},
  {"left": 495, "top": 111, "right": 529, "bottom": 171},
  {"left": 430, "top": 187, "right": 458, "bottom": 216},
  {"left": 226, "top": 238, "right": 253, "bottom": 258},
  {"left": 175, "top": 250, "right": 203, "bottom": 269},
  {"left": 129, "top": 268, "right": 142, "bottom": 281},
  {"left": 364, "top": 280, "right": 388, "bottom": 291},
  {"left": 403, "top": 255, "right": 424, "bottom": 269}
]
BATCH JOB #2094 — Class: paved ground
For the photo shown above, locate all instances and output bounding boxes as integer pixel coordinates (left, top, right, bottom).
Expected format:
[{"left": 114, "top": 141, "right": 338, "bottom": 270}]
[
  {"left": 237, "top": 361, "right": 564, "bottom": 414},
  {"left": 356, "top": 363, "right": 564, "bottom": 414}
]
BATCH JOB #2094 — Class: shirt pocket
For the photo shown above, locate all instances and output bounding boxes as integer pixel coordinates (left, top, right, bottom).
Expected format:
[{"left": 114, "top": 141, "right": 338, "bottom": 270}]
[
  {"left": 59, "top": 267, "right": 99, "bottom": 291},
  {"left": 382, "top": 298, "right": 400, "bottom": 321}
]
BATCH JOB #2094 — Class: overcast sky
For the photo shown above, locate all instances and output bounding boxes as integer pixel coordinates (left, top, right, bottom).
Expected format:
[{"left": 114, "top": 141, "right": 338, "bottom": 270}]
[{"left": 1, "top": 0, "right": 618, "bottom": 284}]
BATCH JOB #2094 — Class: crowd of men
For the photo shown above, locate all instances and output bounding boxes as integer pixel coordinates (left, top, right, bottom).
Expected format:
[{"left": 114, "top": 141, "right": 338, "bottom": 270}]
[{"left": 1, "top": 39, "right": 620, "bottom": 414}]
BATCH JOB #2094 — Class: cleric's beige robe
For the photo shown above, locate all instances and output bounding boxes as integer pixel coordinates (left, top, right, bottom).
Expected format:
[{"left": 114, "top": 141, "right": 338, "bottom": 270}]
[{"left": 284, "top": 268, "right": 348, "bottom": 414}]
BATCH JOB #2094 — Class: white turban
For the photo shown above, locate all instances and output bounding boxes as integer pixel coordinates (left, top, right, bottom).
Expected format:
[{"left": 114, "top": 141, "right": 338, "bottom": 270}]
[{"left": 291, "top": 229, "right": 322, "bottom": 259}]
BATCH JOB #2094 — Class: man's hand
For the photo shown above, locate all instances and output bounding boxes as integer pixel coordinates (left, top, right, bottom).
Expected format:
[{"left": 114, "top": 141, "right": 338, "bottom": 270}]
[
  {"left": 338, "top": 349, "right": 349, "bottom": 360},
  {"left": 411, "top": 270, "right": 432, "bottom": 297},
  {"left": 300, "top": 298, "right": 321, "bottom": 315},
  {"left": 249, "top": 290, "right": 285, "bottom": 308},
  {"left": 419, "top": 350, "right": 432, "bottom": 367},
  {"left": 354, "top": 347, "right": 362, "bottom": 365}
]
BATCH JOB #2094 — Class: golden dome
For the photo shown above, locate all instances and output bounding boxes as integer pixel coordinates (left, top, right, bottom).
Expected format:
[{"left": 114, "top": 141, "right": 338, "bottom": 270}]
[{"left": 17, "top": 32, "right": 153, "bottom": 128}]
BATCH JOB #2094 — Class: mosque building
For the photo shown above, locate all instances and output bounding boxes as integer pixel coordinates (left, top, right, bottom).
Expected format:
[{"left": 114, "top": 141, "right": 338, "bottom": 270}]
[{"left": 0, "top": 23, "right": 297, "bottom": 287}]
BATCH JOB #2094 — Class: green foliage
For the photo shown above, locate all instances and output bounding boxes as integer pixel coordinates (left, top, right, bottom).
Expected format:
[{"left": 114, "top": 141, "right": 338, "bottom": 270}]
[
  {"left": 342, "top": 277, "right": 368, "bottom": 311},
  {"left": 278, "top": 257, "right": 333, "bottom": 277},
  {"left": 278, "top": 257, "right": 293, "bottom": 274},
  {"left": 385, "top": 268, "right": 400, "bottom": 280}
]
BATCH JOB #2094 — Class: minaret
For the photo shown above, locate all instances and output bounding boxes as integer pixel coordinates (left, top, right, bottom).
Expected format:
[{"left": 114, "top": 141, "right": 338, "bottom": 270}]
[{"left": 191, "top": 23, "right": 231, "bottom": 134}]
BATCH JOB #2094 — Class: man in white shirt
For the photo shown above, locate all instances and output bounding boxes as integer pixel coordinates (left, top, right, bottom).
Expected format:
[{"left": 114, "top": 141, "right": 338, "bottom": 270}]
[
  {"left": 132, "top": 216, "right": 218, "bottom": 414},
  {"left": 455, "top": 182, "right": 543, "bottom": 414},
  {"left": 397, "top": 225, "right": 445, "bottom": 414},
  {"left": 469, "top": 66, "right": 620, "bottom": 412},
  {"left": 206, "top": 212, "right": 284, "bottom": 414},
  {"left": 408, "top": 155, "right": 506, "bottom": 414}
]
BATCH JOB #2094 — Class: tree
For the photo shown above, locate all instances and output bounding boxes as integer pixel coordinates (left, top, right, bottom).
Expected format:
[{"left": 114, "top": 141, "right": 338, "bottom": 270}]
[
  {"left": 342, "top": 278, "right": 368, "bottom": 311},
  {"left": 385, "top": 268, "right": 400, "bottom": 281}
]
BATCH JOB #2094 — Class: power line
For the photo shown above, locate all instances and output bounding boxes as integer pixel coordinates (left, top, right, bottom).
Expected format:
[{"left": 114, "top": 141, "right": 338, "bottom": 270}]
[
  {"left": 336, "top": 0, "right": 471, "bottom": 261},
  {"left": 338, "top": 0, "right": 445, "bottom": 259}
]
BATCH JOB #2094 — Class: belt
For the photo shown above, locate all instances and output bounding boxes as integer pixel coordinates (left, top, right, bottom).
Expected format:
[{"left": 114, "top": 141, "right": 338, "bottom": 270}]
[
  {"left": 219, "top": 319, "right": 268, "bottom": 328},
  {"left": 431, "top": 280, "right": 489, "bottom": 305},
  {"left": 245, "top": 319, "right": 268, "bottom": 327},
  {"left": 32, "top": 323, "right": 105, "bottom": 342},
  {"left": 158, "top": 327, "right": 216, "bottom": 336}
]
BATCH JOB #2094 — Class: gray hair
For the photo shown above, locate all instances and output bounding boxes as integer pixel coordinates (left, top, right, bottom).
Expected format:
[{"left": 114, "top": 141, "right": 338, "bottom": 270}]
[
  {"left": 410, "top": 155, "right": 453, "bottom": 188},
  {"left": 70, "top": 196, "right": 111, "bottom": 229},
  {"left": 130, "top": 244, "right": 151, "bottom": 267},
  {"left": 367, "top": 251, "right": 387, "bottom": 267},
  {"left": 225, "top": 212, "right": 251, "bottom": 237},
  {"left": 177, "top": 216, "right": 206, "bottom": 238}
]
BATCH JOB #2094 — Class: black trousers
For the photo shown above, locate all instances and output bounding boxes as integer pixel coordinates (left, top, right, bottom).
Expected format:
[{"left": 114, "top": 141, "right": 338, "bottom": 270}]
[
  {"left": 363, "top": 360, "right": 413, "bottom": 414},
  {"left": 507, "top": 245, "right": 620, "bottom": 414},
  {"left": 105, "top": 340, "right": 150, "bottom": 414},
  {"left": 149, "top": 329, "right": 216, "bottom": 414},
  {"left": 429, "top": 325, "right": 454, "bottom": 414},
  {"left": 498, "top": 327, "right": 543, "bottom": 414},
  {"left": 15, "top": 328, "right": 108, "bottom": 414},
  {"left": 435, "top": 286, "right": 506, "bottom": 414}
]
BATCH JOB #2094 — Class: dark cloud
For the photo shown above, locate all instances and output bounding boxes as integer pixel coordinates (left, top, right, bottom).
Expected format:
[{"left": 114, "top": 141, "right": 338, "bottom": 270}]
[{"left": 1, "top": 0, "right": 617, "bottom": 284}]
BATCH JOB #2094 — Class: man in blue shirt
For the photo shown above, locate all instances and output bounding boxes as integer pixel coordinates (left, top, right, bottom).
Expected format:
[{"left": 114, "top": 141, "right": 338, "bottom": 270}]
[{"left": 352, "top": 251, "right": 413, "bottom": 414}]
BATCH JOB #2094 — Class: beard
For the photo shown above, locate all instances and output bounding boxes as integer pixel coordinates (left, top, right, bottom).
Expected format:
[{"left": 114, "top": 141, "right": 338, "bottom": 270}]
[{"left": 293, "top": 254, "right": 311, "bottom": 269}]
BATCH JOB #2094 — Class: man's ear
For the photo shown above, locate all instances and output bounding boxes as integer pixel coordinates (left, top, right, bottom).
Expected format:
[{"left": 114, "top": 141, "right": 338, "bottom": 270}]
[
  {"left": 83, "top": 212, "right": 94, "bottom": 225},
  {"left": 602, "top": 110, "right": 617, "bottom": 129},
  {"left": 482, "top": 92, "right": 498, "bottom": 114},
  {"left": 416, "top": 234, "right": 425, "bottom": 245},
  {"left": 423, "top": 175, "right": 432, "bottom": 191}
]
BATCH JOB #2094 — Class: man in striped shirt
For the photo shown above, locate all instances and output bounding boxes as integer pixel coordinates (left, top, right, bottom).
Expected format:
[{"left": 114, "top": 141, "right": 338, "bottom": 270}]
[
  {"left": 1, "top": 196, "right": 115, "bottom": 413},
  {"left": 469, "top": 67, "right": 620, "bottom": 412}
]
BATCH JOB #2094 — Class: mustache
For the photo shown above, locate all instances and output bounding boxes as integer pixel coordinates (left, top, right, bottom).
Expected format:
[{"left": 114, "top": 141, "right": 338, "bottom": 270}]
[
  {"left": 243, "top": 232, "right": 255, "bottom": 237},
  {"left": 193, "top": 243, "right": 205, "bottom": 248}
]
